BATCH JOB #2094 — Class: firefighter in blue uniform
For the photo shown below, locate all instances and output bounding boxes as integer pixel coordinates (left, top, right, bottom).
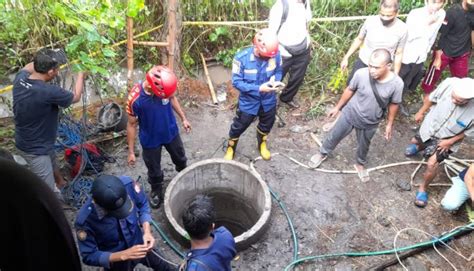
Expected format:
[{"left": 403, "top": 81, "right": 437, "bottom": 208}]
[
  {"left": 224, "top": 28, "right": 283, "bottom": 161},
  {"left": 126, "top": 65, "right": 191, "bottom": 209},
  {"left": 75, "top": 175, "right": 173, "bottom": 271},
  {"left": 180, "top": 195, "right": 236, "bottom": 271}
]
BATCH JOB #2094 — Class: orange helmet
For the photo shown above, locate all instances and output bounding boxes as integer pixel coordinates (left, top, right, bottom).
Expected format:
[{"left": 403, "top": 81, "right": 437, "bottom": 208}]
[
  {"left": 145, "top": 65, "right": 177, "bottom": 98},
  {"left": 253, "top": 28, "right": 279, "bottom": 58}
]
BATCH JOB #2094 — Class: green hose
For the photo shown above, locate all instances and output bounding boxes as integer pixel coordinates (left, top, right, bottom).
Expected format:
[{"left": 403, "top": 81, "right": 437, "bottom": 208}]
[
  {"left": 269, "top": 187, "right": 299, "bottom": 262},
  {"left": 283, "top": 222, "right": 474, "bottom": 270},
  {"left": 149, "top": 187, "right": 474, "bottom": 271},
  {"left": 151, "top": 219, "right": 186, "bottom": 259},
  {"left": 150, "top": 187, "right": 301, "bottom": 263}
]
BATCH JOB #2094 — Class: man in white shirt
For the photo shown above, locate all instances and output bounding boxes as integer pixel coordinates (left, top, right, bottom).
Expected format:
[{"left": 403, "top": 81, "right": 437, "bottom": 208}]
[
  {"left": 398, "top": 0, "right": 446, "bottom": 116},
  {"left": 341, "top": 0, "right": 407, "bottom": 84},
  {"left": 268, "top": 0, "right": 312, "bottom": 109}
]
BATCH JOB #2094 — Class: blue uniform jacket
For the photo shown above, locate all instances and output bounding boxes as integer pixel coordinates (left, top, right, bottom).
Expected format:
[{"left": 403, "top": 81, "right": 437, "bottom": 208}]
[
  {"left": 232, "top": 46, "right": 283, "bottom": 115},
  {"left": 185, "top": 227, "right": 236, "bottom": 271},
  {"left": 74, "top": 176, "right": 152, "bottom": 268}
]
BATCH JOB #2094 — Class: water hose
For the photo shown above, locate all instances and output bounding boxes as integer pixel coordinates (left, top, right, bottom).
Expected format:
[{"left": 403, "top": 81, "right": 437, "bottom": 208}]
[
  {"left": 268, "top": 187, "right": 299, "bottom": 262},
  {"left": 151, "top": 219, "right": 186, "bottom": 259},
  {"left": 283, "top": 222, "right": 474, "bottom": 271}
]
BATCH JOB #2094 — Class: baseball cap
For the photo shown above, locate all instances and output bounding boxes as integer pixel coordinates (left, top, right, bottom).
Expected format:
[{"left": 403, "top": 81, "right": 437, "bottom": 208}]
[
  {"left": 453, "top": 78, "right": 474, "bottom": 100},
  {"left": 91, "top": 175, "right": 133, "bottom": 219}
]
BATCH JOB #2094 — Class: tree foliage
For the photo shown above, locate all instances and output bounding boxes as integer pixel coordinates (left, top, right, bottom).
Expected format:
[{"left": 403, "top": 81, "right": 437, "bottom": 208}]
[
  {"left": 0, "top": 0, "right": 429, "bottom": 86},
  {"left": 0, "top": 0, "right": 146, "bottom": 76}
]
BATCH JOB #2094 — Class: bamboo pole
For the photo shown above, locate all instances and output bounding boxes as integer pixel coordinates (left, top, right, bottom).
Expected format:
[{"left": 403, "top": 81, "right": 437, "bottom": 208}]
[
  {"left": 200, "top": 53, "right": 218, "bottom": 104},
  {"left": 167, "top": 0, "right": 177, "bottom": 70},
  {"left": 126, "top": 16, "right": 134, "bottom": 90},
  {"left": 265, "top": 153, "right": 428, "bottom": 174},
  {"left": 410, "top": 158, "right": 424, "bottom": 185},
  {"left": 449, "top": 156, "right": 471, "bottom": 167},
  {"left": 310, "top": 132, "right": 322, "bottom": 147},
  {"left": 132, "top": 41, "right": 168, "bottom": 47}
]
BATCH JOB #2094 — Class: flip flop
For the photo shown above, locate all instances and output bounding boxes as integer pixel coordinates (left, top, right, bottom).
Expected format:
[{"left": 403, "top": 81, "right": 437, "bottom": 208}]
[
  {"left": 354, "top": 165, "right": 370, "bottom": 182},
  {"left": 405, "top": 143, "right": 420, "bottom": 157},
  {"left": 414, "top": 191, "right": 428, "bottom": 208},
  {"left": 308, "top": 153, "right": 327, "bottom": 169}
]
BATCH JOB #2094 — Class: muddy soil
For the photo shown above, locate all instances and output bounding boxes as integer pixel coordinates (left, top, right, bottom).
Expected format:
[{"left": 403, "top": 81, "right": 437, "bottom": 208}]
[{"left": 59, "top": 78, "right": 474, "bottom": 271}]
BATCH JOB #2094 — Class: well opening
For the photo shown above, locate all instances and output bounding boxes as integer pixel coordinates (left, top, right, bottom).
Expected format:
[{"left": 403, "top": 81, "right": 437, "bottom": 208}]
[{"left": 164, "top": 159, "right": 271, "bottom": 250}]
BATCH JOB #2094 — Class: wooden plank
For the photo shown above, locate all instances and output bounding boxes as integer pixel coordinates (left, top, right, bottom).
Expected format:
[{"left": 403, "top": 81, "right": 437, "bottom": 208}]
[
  {"left": 87, "top": 131, "right": 127, "bottom": 144},
  {"left": 200, "top": 53, "right": 218, "bottom": 104},
  {"left": 167, "top": 0, "right": 177, "bottom": 70},
  {"left": 126, "top": 16, "right": 134, "bottom": 90},
  {"left": 132, "top": 41, "right": 168, "bottom": 47}
]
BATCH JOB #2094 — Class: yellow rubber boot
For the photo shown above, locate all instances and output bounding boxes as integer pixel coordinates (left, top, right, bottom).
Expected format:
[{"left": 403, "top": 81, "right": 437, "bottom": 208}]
[
  {"left": 257, "top": 129, "right": 271, "bottom": 160},
  {"left": 224, "top": 138, "right": 239, "bottom": 160}
]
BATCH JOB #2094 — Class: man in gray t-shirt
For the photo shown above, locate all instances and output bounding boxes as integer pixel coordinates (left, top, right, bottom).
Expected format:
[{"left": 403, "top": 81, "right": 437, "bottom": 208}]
[
  {"left": 341, "top": 0, "right": 407, "bottom": 84},
  {"left": 406, "top": 77, "right": 474, "bottom": 208},
  {"left": 309, "top": 49, "right": 403, "bottom": 182}
]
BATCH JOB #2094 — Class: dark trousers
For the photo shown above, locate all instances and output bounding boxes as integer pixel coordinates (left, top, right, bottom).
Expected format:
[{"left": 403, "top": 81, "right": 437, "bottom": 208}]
[
  {"left": 142, "top": 135, "right": 187, "bottom": 191},
  {"left": 229, "top": 106, "right": 276, "bottom": 138},
  {"left": 320, "top": 114, "right": 378, "bottom": 165},
  {"left": 399, "top": 62, "right": 425, "bottom": 92},
  {"left": 347, "top": 57, "right": 368, "bottom": 85},
  {"left": 106, "top": 250, "right": 174, "bottom": 271},
  {"left": 280, "top": 47, "right": 311, "bottom": 103}
]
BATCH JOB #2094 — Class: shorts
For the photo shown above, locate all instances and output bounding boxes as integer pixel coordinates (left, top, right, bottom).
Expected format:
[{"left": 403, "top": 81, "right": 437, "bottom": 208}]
[{"left": 414, "top": 135, "right": 452, "bottom": 163}]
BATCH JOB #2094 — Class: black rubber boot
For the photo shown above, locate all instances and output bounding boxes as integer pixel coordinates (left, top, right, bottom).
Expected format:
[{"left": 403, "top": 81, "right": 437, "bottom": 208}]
[{"left": 148, "top": 176, "right": 164, "bottom": 209}]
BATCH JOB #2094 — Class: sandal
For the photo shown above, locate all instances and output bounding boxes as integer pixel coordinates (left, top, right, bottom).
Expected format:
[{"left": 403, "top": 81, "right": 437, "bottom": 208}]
[
  {"left": 308, "top": 153, "right": 327, "bottom": 169},
  {"left": 414, "top": 191, "right": 428, "bottom": 208},
  {"left": 354, "top": 164, "right": 370, "bottom": 182},
  {"left": 405, "top": 143, "right": 420, "bottom": 157}
]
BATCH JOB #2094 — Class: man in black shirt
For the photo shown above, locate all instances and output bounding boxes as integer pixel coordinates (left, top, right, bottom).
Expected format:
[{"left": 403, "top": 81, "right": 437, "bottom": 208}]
[
  {"left": 418, "top": 0, "right": 474, "bottom": 113},
  {"left": 13, "top": 49, "right": 85, "bottom": 195}
]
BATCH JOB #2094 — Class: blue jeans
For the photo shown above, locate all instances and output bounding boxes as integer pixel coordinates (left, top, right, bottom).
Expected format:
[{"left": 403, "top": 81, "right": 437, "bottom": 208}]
[{"left": 441, "top": 176, "right": 470, "bottom": 211}]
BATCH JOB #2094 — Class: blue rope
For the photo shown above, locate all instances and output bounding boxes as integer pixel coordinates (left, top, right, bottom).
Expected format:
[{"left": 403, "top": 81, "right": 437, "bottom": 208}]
[
  {"left": 61, "top": 176, "right": 94, "bottom": 208},
  {"left": 56, "top": 116, "right": 97, "bottom": 208},
  {"left": 55, "top": 116, "right": 84, "bottom": 149}
]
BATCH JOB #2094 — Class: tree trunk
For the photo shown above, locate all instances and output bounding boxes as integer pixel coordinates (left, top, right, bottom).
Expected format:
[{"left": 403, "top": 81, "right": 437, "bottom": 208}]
[{"left": 161, "top": 0, "right": 182, "bottom": 76}]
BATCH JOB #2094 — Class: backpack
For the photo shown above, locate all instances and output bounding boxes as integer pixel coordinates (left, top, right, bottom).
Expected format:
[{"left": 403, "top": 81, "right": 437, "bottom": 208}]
[
  {"left": 277, "top": 0, "right": 309, "bottom": 56},
  {"left": 277, "top": 0, "right": 307, "bottom": 34}
]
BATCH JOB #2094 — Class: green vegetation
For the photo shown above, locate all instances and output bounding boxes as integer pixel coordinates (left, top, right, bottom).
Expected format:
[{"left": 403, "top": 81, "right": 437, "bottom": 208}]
[
  {"left": 1, "top": 0, "right": 135, "bottom": 75},
  {"left": 1, "top": 0, "right": 428, "bottom": 108}
]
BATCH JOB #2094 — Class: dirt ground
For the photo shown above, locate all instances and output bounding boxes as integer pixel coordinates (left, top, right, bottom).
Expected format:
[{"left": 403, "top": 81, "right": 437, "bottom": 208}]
[{"left": 58, "top": 78, "right": 474, "bottom": 271}]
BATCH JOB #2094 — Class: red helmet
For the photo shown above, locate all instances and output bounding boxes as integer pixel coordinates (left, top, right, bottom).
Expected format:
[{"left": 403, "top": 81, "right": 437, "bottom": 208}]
[
  {"left": 253, "top": 28, "right": 279, "bottom": 58},
  {"left": 145, "top": 65, "right": 178, "bottom": 98}
]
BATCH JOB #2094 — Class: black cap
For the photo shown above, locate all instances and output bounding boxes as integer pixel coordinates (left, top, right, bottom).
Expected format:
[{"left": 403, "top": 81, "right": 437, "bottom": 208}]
[{"left": 91, "top": 175, "right": 133, "bottom": 219}]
